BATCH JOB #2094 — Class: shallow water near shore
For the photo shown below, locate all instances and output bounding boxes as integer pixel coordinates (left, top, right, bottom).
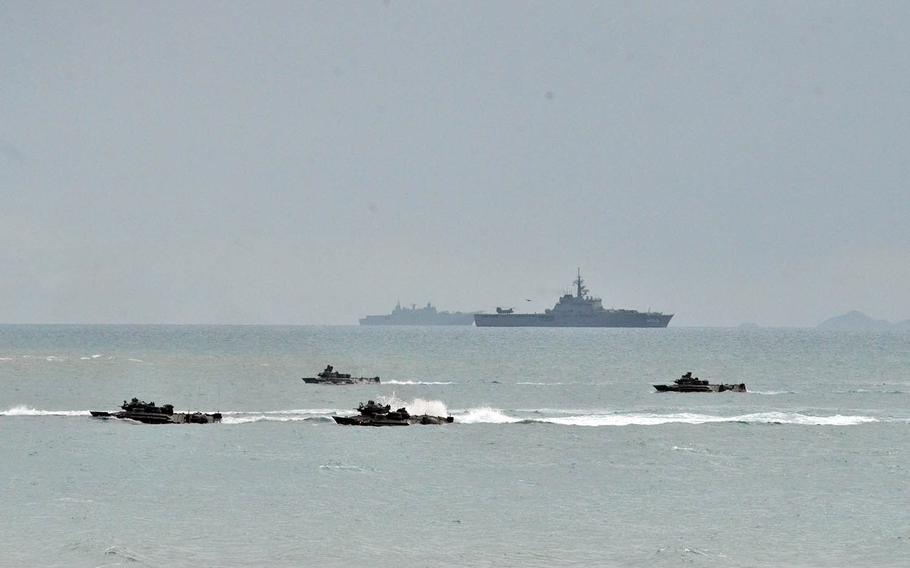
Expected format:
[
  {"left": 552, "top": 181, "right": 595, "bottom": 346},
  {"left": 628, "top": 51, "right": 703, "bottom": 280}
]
[{"left": 2, "top": 325, "right": 909, "bottom": 567}]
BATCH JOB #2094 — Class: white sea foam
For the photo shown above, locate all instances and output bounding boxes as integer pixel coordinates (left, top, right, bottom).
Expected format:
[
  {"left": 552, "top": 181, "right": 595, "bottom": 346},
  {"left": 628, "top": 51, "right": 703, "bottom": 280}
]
[
  {"left": 514, "top": 407, "right": 608, "bottom": 415},
  {"left": 456, "top": 407, "right": 521, "bottom": 424},
  {"left": 220, "top": 408, "right": 342, "bottom": 416},
  {"left": 748, "top": 390, "right": 796, "bottom": 395},
  {"left": 455, "top": 409, "right": 878, "bottom": 426},
  {"left": 221, "top": 415, "right": 332, "bottom": 425},
  {"left": 383, "top": 380, "right": 454, "bottom": 385},
  {"left": 0, "top": 357, "right": 13, "bottom": 361},
  {"left": 516, "top": 382, "right": 566, "bottom": 386},
  {"left": 319, "top": 461, "right": 367, "bottom": 471},
  {"left": 1, "top": 406, "right": 90, "bottom": 417},
  {"left": 127, "top": 358, "right": 145, "bottom": 363}
]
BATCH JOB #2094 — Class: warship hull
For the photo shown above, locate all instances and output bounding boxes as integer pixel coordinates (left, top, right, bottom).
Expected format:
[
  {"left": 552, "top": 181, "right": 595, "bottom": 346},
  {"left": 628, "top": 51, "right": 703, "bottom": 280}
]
[{"left": 474, "top": 312, "right": 672, "bottom": 328}]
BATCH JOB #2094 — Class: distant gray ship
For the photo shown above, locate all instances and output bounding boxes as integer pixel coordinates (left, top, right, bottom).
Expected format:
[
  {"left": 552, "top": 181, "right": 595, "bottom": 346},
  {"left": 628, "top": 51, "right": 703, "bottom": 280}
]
[
  {"left": 474, "top": 270, "right": 672, "bottom": 328},
  {"left": 359, "top": 302, "right": 478, "bottom": 326}
]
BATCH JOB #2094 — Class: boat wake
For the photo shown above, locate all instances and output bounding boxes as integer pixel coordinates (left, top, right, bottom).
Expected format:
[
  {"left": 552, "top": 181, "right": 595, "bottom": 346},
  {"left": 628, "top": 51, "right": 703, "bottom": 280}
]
[{"left": 1, "top": 406, "right": 90, "bottom": 417}]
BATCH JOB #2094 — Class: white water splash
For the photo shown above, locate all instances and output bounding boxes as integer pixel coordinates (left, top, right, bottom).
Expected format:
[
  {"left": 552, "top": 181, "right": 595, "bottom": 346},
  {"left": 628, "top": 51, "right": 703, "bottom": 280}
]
[
  {"left": 456, "top": 407, "right": 521, "bottom": 424},
  {"left": 376, "top": 395, "right": 449, "bottom": 416}
]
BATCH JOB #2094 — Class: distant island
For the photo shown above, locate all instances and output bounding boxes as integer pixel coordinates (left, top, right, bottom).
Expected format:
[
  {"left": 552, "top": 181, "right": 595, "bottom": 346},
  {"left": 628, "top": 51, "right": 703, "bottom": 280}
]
[{"left": 817, "top": 311, "right": 910, "bottom": 331}]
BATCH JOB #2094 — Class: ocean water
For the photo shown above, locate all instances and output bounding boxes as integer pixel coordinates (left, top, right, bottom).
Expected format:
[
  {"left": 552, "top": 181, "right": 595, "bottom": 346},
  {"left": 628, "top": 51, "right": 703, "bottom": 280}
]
[{"left": 1, "top": 325, "right": 908, "bottom": 567}]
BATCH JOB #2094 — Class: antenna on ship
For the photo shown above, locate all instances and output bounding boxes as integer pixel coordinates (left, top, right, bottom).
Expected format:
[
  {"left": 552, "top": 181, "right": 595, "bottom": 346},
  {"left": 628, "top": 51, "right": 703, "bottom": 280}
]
[{"left": 574, "top": 267, "right": 588, "bottom": 299}]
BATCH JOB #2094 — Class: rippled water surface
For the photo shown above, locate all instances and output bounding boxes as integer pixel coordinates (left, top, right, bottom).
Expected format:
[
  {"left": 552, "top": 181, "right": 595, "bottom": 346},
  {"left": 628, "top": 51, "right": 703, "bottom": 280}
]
[{"left": 1, "top": 325, "right": 908, "bottom": 567}]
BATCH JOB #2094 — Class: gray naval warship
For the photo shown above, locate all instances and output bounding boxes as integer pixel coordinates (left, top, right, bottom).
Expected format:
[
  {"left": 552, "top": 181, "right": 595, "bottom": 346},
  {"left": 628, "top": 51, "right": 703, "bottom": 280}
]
[
  {"left": 302, "top": 365, "right": 380, "bottom": 385},
  {"left": 360, "top": 302, "right": 477, "bottom": 326},
  {"left": 90, "top": 398, "right": 222, "bottom": 424},
  {"left": 474, "top": 270, "right": 672, "bottom": 328},
  {"left": 653, "top": 372, "right": 746, "bottom": 393}
]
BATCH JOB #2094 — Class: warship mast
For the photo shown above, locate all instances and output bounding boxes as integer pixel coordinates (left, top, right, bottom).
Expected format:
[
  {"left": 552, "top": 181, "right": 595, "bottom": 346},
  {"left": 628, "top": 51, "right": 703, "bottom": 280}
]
[{"left": 574, "top": 268, "right": 588, "bottom": 299}]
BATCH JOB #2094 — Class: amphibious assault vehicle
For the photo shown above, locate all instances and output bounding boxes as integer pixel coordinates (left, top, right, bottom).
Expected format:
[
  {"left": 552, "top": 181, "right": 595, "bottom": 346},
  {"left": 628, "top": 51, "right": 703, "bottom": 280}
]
[
  {"left": 333, "top": 400, "right": 454, "bottom": 427},
  {"left": 90, "top": 398, "right": 222, "bottom": 424}
]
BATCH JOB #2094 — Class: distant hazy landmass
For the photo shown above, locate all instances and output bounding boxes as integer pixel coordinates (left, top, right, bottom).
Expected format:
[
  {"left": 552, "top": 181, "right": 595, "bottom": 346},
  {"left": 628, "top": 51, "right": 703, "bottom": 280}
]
[{"left": 817, "top": 311, "right": 910, "bottom": 331}]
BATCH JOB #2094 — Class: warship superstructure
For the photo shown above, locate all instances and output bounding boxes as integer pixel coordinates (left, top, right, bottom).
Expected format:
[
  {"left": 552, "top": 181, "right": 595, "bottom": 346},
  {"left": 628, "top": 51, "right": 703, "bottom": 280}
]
[
  {"left": 359, "top": 302, "right": 477, "bottom": 326},
  {"left": 474, "top": 270, "right": 672, "bottom": 328}
]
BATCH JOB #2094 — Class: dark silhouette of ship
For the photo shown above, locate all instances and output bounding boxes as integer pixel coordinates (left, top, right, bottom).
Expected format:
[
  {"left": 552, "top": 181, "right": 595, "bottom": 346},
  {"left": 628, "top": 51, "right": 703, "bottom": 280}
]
[
  {"left": 653, "top": 372, "right": 746, "bottom": 393},
  {"left": 302, "top": 365, "right": 380, "bottom": 385},
  {"left": 474, "top": 269, "right": 672, "bottom": 328},
  {"left": 90, "top": 398, "right": 222, "bottom": 424},
  {"left": 333, "top": 400, "right": 454, "bottom": 427},
  {"left": 360, "top": 302, "right": 477, "bottom": 326}
]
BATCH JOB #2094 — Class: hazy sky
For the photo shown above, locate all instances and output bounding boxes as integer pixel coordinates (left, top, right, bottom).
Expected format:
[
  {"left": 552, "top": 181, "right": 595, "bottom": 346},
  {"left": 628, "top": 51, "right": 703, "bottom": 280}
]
[{"left": 2, "top": 1, "right": 909, "bottom": 326}]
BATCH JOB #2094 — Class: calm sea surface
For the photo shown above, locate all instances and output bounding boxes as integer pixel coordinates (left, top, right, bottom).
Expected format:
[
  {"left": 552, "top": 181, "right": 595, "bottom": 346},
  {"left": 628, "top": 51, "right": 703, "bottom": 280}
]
[{"left": 1, "top": 325, "right": 908, "bottom": 567}]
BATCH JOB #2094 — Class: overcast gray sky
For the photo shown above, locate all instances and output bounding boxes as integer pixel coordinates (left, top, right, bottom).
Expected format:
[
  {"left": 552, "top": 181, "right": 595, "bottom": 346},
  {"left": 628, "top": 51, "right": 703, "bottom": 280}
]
[{"left": 2, "top": 1, "right": 909, "bottom": 326}]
